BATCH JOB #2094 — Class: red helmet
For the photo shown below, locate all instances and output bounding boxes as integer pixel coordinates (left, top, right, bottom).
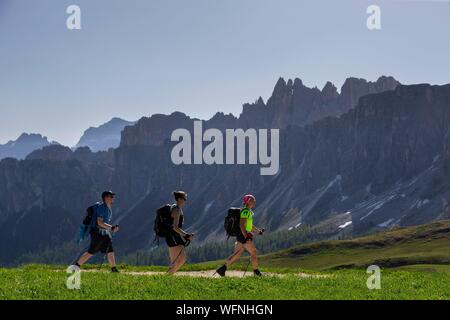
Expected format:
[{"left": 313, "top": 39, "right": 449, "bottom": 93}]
[{"left": 243, "top": 194, "right": 256, "bottom": 205}]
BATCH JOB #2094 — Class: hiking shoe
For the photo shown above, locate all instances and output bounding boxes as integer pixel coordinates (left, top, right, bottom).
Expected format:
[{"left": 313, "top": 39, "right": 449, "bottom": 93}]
[
  {"left": 111, "top": 267, "right": 119, "bottom": 273},
  {"left": 216, "top": 265, "right": 227, "bottom": 277},
  {"left": 253, "top": 269, "right": 262, "bottom": 277}
]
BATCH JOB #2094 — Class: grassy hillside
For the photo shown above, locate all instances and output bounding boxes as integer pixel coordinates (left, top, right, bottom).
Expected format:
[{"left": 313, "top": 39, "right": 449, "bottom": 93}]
[
  {"left": 0, "top": 264, "right": 449, "bottom": 300},
  {"left": 258, "top": 220, "right": 450, "bottom": 270},
  {"left": 0, "top": 221, "right": 449, "bottom": 300}
]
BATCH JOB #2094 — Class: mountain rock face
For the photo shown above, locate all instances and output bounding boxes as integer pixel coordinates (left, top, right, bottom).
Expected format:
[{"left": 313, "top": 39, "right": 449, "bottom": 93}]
[
  {"left": 112, "top": 83, "right": 450, "bottom": 250},
  {"left": 27, "top": 145, "right": 115, "bottom": 165},
  {"left": 254, "top": 75, "right": 400, "bottom": 129},
  {"left": 0, "top": 133, "right": 57, "bottom": 160},
  {"left": 76, "top": 118, "right": 135, "bottom": 152},
  {"left": 121, "top": 112, "right": 195, "bottom": 147},
  {"left": 2, "top": 77, "right": 449, "bottom": 266},
  {"left": 120, "top": 76, "right": 399, "bottom": 147}
]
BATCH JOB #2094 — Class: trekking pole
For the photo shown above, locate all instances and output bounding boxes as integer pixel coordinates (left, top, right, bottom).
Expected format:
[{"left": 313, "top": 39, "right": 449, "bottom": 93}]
[
  {"left": 242, "top": 257, "right": 251, "bottom": 278},
  {"left": 167, "top": 246, "right": 185, "bottom": 273},
  {"left": 167, "top": 238, "right": 190, "bottom": 272}
]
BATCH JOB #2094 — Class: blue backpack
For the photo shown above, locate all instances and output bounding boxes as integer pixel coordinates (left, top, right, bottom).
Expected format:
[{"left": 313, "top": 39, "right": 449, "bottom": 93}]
[{"left": 77, "top": 202, "right": 100, "bottom": 243}]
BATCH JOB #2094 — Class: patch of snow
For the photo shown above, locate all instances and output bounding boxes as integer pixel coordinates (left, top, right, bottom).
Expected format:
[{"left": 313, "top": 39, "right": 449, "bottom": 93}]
[
  {"left": 416, "top": 199, "right": 430, "bottom": 208},
  {"left": 409, "top": 200, "right": 419, "bottom": 209},
  {"left": 405, "top": 177, "right": 418, "bottom": 188},
  {"left": 288, "top": 227, "right": 294, "bottom": 231},
  {"left": 338, "top": 221, "right": 352, "bottom": 229},
  {"left": 341, "top": 196, "right": 348, "bottom": 201},
  {"left": 378, "top": 218, "right": 394, "bottom": 228},
  {"left": 360, "top": 201, "right": 386, "bottom": 221},
  {"left": 204, "top": 200, "right": 214, "bottom": 213},
  {"left": 295, "top": 223, "right": 302, "bottom": 228},
  {"left": 326, "top": 175, "right": 341, "bottom": 189}
]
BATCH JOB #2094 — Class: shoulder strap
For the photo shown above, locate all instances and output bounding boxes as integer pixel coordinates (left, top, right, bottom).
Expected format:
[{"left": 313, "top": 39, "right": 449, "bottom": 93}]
[{"left": 90, "top": 203, "right": 101, "bottom": 227}]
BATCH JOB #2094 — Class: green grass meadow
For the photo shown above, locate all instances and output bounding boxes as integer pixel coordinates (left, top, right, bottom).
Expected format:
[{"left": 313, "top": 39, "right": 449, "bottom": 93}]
[
  {"left": 1, "top": 221, "right": 449, "bottom": 300},
  {"left": 0, "top": 264, "right": 449, "bottom": 300}
]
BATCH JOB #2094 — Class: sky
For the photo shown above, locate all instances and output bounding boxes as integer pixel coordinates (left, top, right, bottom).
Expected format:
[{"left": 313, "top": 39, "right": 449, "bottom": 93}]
[{"left": 0, "top": 0, "right": 449, "bottom": 146}]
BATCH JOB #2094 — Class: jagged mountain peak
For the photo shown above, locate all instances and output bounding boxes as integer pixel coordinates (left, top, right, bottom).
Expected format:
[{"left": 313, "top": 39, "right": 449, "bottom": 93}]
[
  {"left": 210, "top": 112, "right": 237, "bottom": 121},
  {"left": 17, "top": 132, "right": 45, "bottom": 140},
  {"left": 118, "top": 75, "right": 400, "bottom": 147},
  {"left": 264, "top": 75, "right": 400, "bottom": 127},
  {"left": 322, "top": 81, "right": 337, "bottom": 92},
  {"left": 0, "top": 133, "right": 58, "bottom": 160},
  {"left": 76, "top": 117, "right": 136, "bottom": 152},
  {"left": 256, "top": 96, "right": 265, "bottom": 105}
]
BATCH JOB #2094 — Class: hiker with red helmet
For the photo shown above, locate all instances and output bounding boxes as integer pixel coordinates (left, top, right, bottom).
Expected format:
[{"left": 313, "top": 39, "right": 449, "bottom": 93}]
[{"left": 216, "top": 194, "right": 265, "bottom": 277}]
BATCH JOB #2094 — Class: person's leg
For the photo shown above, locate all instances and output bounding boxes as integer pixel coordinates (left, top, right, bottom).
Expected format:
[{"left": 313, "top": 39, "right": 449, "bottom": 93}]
[
  {"left": 107, "top": 252, "right": 116, "bottom": 268},
  {"left": 243, "top": 241, "right": 258, "bottom": 270},
  {"left": 216, "top": 242, "right": 245, "bottom": 277},
  {"left": 77, "top": 232, "right": 100, "bottom": 266},
  {"left": 77, "top": 252, "right": 93, "bottom": 265},
  {"left": 105, "top": 239, "right": 116, "bottom": 268},
  {"left": 225, "top": 242, "right": 245, "bottom": 266},
  {"left": 168, "top": 245, "right": 185, "bottom": 274},
  {"left": 173, "top": 247, "right": 186, "bottom": 274}
]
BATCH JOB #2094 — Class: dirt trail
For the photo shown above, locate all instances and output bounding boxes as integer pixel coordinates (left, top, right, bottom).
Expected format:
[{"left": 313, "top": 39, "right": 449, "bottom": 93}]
[{"left": 81, "top": 269, "right": 329, "bottom": 278}]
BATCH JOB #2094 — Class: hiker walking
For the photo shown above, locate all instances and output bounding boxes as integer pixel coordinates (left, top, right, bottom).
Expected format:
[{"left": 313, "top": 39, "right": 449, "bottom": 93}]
[
  {"left": 216, "top": 194, "right": 264, "bottom": 277},
  {"left": 165, "top": 191, "right": 194, "bottom": 274},
  {"left": 70, "top": 191, "right": 120, "bottom": 273}
]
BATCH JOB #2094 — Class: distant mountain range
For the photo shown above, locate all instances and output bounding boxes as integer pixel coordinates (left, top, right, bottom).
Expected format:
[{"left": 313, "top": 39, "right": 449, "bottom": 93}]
[
  {"left": 75, "top": 117, "right": 136, "bottom": 152},
  {"left": 0, "top": 118, "right": 135, "bottom": 161},
  {"left": 0, "top": 133, "right": 57, "bottom": 160},
  {"left": 2, "top": 75, "right": 450, "bottom": 266}
]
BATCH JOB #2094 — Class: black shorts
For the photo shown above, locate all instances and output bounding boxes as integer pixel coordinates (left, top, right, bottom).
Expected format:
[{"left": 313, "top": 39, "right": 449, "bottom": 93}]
[
  {"left": 236, "top": 233, "right": 249, "bottom": 244},
  {"left": 88, "top": 231, "right": 114, "bottom": 254},
  {"left": 165, "top": 234, "right": 186, "bottom": 247}
]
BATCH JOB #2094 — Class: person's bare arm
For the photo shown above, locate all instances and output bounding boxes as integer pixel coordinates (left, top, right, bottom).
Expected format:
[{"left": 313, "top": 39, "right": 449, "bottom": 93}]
[
  {"left": 240, "top": 218, "right": 248, "bottom": 238},
  {"left": 252, "top": 225, "right": 263, "bottom": 234},
  {"left": 171, "top": 208, "right": 190, "bottom": 238},
  {"left": 97, "top": 217, "right": 119, "bottom": 232}
]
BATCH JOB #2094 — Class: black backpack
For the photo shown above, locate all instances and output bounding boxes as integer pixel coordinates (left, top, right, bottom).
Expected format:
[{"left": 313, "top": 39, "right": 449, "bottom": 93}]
[
  {"left": 224, "top": 207, "right": 242, "bottom": 237},
  {"left": 77, "top": 202, "right": 99, "bottom": 243},
  {"left": 82, "top": 203, "right": 99, "bottom": 227},
  {"left": 154, "top": 204, "right": 174, "bottom": 237}
]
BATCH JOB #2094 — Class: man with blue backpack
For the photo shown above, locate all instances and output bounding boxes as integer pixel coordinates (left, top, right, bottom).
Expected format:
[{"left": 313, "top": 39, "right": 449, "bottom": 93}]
[{"left": 70, "top": 191, "right": 120, "bottom": 273}]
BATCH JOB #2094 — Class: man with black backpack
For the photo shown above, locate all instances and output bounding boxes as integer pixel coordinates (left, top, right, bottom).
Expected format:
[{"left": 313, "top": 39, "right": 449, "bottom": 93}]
[
  {"left": 217, "top": 194, "right": 264, "bottom": 277},
  {"left": 70, "top": 191, "right": 120, "bottom": 273}
]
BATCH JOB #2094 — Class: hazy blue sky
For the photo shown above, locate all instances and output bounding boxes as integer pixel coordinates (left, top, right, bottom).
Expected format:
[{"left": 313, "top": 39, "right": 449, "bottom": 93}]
[{"left": 0, "top": 0, "right": 449, "bottom": 146}]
